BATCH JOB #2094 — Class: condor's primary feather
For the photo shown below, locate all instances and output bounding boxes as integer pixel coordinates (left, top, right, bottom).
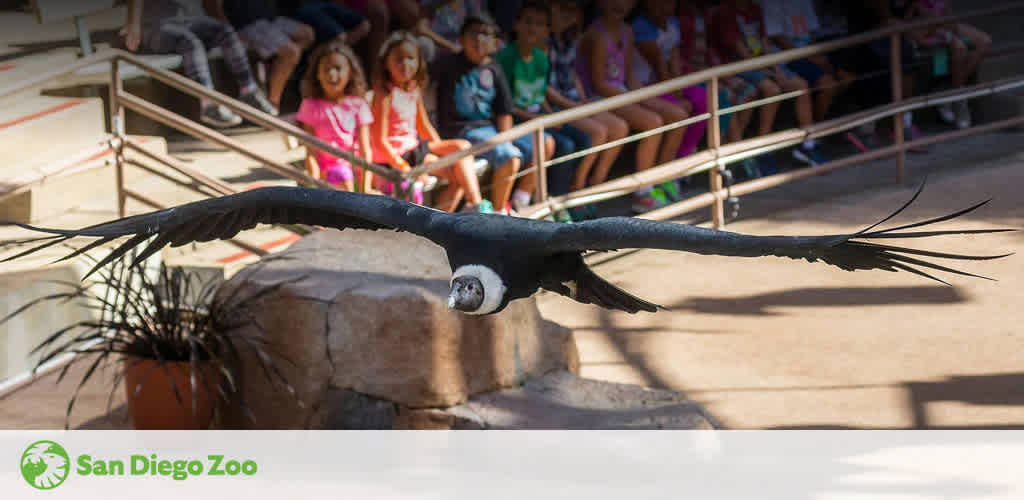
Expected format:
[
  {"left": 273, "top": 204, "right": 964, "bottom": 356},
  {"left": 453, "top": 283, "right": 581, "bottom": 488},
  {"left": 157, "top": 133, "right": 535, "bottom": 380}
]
[{"left": 0, "top": 183, "right": 1013, "bottom": 315}]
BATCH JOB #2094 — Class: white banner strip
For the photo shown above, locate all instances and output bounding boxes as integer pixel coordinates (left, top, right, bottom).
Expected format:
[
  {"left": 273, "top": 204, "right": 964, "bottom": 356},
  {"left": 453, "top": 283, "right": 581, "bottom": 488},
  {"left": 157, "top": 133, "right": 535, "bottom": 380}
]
[{"left": 4, "top": 431, "right": 1024, "bottom": 499}]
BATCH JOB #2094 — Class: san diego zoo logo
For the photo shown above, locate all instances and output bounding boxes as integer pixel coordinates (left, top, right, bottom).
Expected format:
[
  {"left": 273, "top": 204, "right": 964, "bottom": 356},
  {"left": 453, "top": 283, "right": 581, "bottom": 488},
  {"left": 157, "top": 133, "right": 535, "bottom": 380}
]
[
  {"left": 20, "top": 440, "right": 258, "bottom": 489},
  {"left": 21, "top": 441, "right": 69, "bottom": 490}
]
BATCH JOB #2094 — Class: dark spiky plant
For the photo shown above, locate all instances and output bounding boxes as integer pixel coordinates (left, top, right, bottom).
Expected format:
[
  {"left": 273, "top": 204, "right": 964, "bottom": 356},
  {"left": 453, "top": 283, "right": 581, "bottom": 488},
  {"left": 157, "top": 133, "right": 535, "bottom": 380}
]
[{"left": 0, "top": 247, "right": 304, "bottom": 429}]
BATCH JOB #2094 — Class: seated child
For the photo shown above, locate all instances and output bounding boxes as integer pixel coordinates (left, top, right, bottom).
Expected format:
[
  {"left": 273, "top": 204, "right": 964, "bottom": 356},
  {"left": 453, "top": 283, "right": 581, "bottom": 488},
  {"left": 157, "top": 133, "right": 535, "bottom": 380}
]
[
  {"left": 714, "top": 0, "right": 828, "bottom": 170},
  {"left": 122, "top": 0, "right": 278, "bottom": 126},
  {"left": 547, "top": 0, "right": 628, "bottom": 220},
  {"left": 495, "top": 1, "right": 586, "bottom": 220},
  {"left": 631, "top": 0, "right": 703, "bottom": 202},
  {"left": 764, "top": 0, "right": 855, "bottom": 125},
  {"left": 577, "top": 0, "right": 689, "bottom": 214},
  {"left": 371, "top": 31, "right": 493, "bottom": 213},
  {"left": 433, "top": 14, "right": 523, "bottom": 215},
  {"left": 905, "top": 0, "right": 991, "bottom": 128},
  {"left": 679, "top": 0, "right": 759, "bottom": 176},
  {"left": 297, "top": 42, "right": 376, "bottom": 193},
  {"left": 219, "top": 0, "right": 316, "bottom": 110}
]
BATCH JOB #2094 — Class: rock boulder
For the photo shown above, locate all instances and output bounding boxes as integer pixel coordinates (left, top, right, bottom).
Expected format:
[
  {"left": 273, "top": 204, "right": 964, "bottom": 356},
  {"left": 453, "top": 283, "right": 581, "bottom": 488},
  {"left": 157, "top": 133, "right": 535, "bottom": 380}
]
[{"left": 216, "top": 229, "right": 579, "bottom": 429}]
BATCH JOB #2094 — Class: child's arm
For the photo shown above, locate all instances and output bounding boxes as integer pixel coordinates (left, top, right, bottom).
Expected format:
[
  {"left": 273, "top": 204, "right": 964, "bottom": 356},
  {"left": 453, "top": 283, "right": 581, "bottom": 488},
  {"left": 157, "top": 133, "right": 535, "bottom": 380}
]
[
  {"left": 415, "top": 92, "right": 443, "bottom": 144},
  {"left": 511, "top": 106, "right": 543, "bottom": 121},
  {"left": 546, "top": 86, "right": 578, "bottom": 109},
  {"left": 300, "top": 123, "right": 321, "bottom": 181},
  {"left": 372, "top": 92, "right": 412, "bottom": 171},
  {"left": 636, "top": 39, "right": 670, "bottom": 83},
  {"left": 495, "top": 113, "right": 514, "bottom": 133},
  {"left": 416, "top": 18, "right": 462, "bottom": 54},
  {"left": 585, "top": 30, "right": 623, "bottom": 98},
  {"left": 357, "top": 124, "right": 374, "bottom": 193},
  {"left": 121, "top": 0, "right": 142, "bottom": 52},
  {"left": 624, "top": 28, "right": 641, "bottom": 91}
]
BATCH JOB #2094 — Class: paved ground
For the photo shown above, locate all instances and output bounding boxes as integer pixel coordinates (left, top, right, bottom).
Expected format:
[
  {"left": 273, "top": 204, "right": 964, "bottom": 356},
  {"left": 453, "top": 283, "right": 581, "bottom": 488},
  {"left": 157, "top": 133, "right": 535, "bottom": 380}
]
[{"left": 538, "top": 128, "right": 1024, "bottom": 429}]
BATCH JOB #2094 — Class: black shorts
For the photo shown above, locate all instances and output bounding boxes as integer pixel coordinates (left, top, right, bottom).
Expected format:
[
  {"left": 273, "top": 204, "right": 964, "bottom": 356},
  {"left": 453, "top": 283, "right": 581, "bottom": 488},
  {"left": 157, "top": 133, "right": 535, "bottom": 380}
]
[{"left": 400, "top": 141, "right": 431, "bottom": 167}]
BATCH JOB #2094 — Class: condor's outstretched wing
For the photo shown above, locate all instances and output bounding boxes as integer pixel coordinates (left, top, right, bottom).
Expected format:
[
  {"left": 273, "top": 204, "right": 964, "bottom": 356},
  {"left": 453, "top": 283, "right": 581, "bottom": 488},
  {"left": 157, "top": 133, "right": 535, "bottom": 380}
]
[
  {"left": 0, "top": 187, "right": 451, "bottom": 278},
  {"left": 545, "top": 185, "right": 1014, "bottom": 285}
]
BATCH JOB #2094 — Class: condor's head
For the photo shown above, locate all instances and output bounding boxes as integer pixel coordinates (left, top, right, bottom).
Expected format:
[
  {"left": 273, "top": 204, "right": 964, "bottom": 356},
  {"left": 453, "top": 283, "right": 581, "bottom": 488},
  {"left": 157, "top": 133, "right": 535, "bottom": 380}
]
[{"left": 447, "top": 265, "right": 508, "bottom": 315}]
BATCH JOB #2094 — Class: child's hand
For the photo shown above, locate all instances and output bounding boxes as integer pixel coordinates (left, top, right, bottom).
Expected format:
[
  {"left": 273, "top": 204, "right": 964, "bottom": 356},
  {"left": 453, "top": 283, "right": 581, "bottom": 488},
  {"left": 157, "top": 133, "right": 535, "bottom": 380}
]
[{"left": 120, "top": 24, "right": 141, "bottom": 52}]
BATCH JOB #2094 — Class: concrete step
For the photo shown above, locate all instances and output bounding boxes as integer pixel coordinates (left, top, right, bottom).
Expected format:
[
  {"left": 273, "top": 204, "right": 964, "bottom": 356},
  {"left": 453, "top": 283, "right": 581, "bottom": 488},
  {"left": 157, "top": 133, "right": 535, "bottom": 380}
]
[{"left": 0, "top": 87, "right": 138, "bottom": 222}]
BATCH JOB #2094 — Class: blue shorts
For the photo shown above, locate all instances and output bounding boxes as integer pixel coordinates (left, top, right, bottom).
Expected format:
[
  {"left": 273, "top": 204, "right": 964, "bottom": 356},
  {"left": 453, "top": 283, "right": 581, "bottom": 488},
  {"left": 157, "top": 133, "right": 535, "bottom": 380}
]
[
  {"left": 786, "top": 59, "right": 826, "bottom": 85},
  {"left": 460, "top": 125, "right": 522, "bottom": 169},
  {"left": 511, "top": 131, "right": 553, "bottom": 166},
  {"left": 737, "top": 66, "right": 797, "bottom": 86}
]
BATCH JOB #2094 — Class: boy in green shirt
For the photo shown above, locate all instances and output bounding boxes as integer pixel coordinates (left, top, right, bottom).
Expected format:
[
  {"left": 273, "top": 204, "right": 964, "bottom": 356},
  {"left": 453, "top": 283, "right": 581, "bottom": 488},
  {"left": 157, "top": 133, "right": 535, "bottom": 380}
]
[{"left": 495, "top": 1, "right": 589, "bottom": 220}]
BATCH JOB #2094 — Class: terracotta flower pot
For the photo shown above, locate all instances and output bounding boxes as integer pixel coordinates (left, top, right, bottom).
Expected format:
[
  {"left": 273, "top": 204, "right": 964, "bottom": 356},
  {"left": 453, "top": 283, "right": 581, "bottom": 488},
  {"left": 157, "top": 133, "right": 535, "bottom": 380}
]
[{"left": 122, "top": 356, "right": 221, "bottom": 430}]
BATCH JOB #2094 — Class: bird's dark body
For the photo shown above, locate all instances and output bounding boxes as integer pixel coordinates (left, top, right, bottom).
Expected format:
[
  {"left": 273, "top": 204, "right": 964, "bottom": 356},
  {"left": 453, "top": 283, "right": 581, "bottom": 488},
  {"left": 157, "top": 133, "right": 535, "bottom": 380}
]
[{"left": 0, "top": 186, "right": 1011, "bottom": 315}]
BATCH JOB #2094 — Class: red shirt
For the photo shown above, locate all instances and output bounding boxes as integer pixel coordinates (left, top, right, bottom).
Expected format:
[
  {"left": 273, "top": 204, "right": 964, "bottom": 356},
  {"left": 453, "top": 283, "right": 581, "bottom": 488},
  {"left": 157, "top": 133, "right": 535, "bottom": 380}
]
[
  {"left": 678, "top": 6, "right": 723, "bottom": 74},
  {"left": 711, "top": 2, "right": 767, "bottom": 63}
]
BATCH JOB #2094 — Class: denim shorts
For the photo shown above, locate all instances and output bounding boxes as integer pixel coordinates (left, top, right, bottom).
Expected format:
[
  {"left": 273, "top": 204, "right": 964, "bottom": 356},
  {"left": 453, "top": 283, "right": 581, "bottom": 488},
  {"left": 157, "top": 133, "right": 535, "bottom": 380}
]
[
  {"left": 511, "top": 131, "right": 553, "bottom": 165},
  {"left": 459, "top": 125, "right": 523, "bottom": 169}
]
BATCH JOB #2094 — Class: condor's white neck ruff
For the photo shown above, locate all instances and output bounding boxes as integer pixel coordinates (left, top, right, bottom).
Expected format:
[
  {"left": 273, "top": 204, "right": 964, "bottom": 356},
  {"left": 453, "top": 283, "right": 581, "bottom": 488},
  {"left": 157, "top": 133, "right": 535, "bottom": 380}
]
[{"left": 451, "top": 265, "right": 506, "bottom": 315}]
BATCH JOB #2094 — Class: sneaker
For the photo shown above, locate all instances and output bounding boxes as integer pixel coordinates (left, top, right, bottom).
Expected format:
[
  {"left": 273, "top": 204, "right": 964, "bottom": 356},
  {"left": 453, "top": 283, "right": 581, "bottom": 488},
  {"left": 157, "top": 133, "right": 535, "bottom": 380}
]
[
  {"left": 569, "top": 204, "right": 599, "bottom": 222},
  {"left": 200, "top": 105, "right": 243, "bottom": 128},
  {"left": 844, "top": 130, "right": 878, "bottom": 152},
  {"left": 657, "top": 179, "right": 685, "bottom": 202},
  {"left": 736, "top": 158, "right": 759, "bottom": 180},
  {"left": 631, "top": 187, "right": 671, "bottom": 214},
  {"left": 955, "top": 100, "right": 972, "bottom": 129},
  {"left": 792, "top": 144, "right": 827, "bottom": 167},
  {"left": 937, "top": 102, "right": 956, "bottom": 124},
  {"left": 553, "top": 209, "right": 574, "bottom": 223},
  {"left": 240, "top": 89, "right": 279, "bottom": 116},
  {"left": 476, "top": 199, "right": 494, "bottom": 214}
]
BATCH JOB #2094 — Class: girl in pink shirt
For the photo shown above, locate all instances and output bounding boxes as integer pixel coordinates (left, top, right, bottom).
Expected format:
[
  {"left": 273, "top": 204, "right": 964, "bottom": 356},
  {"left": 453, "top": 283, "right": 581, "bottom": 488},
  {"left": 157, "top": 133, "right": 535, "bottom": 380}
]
[
  {"left": 297, "top": 42, "right": 375, "bottom": 193},
  {"left": 371, "top": 31, "right": 491, "bottom": 213}
]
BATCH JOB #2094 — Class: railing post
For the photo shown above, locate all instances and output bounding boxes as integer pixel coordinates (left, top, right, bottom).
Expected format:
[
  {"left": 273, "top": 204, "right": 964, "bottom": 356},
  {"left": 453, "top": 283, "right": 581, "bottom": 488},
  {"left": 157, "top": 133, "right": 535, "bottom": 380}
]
[
  {"left": 707, "top": 77, "right": 725, "bottom": 230},
  {"left": 533, "top": 127, "right": 548, "bottom": 204},
  {"left": 890, "top": 33, "right": 906, "bottom": 185},
  {"left": 109, "top": 57, "right": 126, "bottom": 218}
]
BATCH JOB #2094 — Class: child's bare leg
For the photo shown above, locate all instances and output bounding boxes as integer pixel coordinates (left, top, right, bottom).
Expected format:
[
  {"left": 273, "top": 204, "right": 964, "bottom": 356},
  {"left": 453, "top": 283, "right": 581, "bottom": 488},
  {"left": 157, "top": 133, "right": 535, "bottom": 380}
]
[
  {"left": 756, "top": 79, "right": 781, "bottom": 135},
  {"left": 612, "top": 104, "right": 664, "bottom": 172},
  {"left": 565, "top": 116, "right": 606, "bottom": 191},
  {"left": 491, "top": 157, "right": 521, "bottom": 211},
  {"left": 777, "top": 74, "right": 812, "bottom": 128},
  {"left": 429, "top": 140, "right": 482, "bottom": 204},
  {"left": 814, "top": 73, "right": 838, "bottom": 122},
  {"left": 640, "top": 98, "right": 687, "bottom": 165},
  {"left": 956, "top": 23, "right": 992, "bottom": 84},
  {"left": 587, "top": 111, "right": 628, "bottom": 185}
]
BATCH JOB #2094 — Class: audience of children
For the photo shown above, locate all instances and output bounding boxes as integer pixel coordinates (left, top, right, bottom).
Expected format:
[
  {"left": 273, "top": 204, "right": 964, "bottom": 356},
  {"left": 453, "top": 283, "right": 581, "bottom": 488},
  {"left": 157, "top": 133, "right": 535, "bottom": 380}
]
[{"left": 120, "top": 0, "right": 995, "bottom": 219}]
